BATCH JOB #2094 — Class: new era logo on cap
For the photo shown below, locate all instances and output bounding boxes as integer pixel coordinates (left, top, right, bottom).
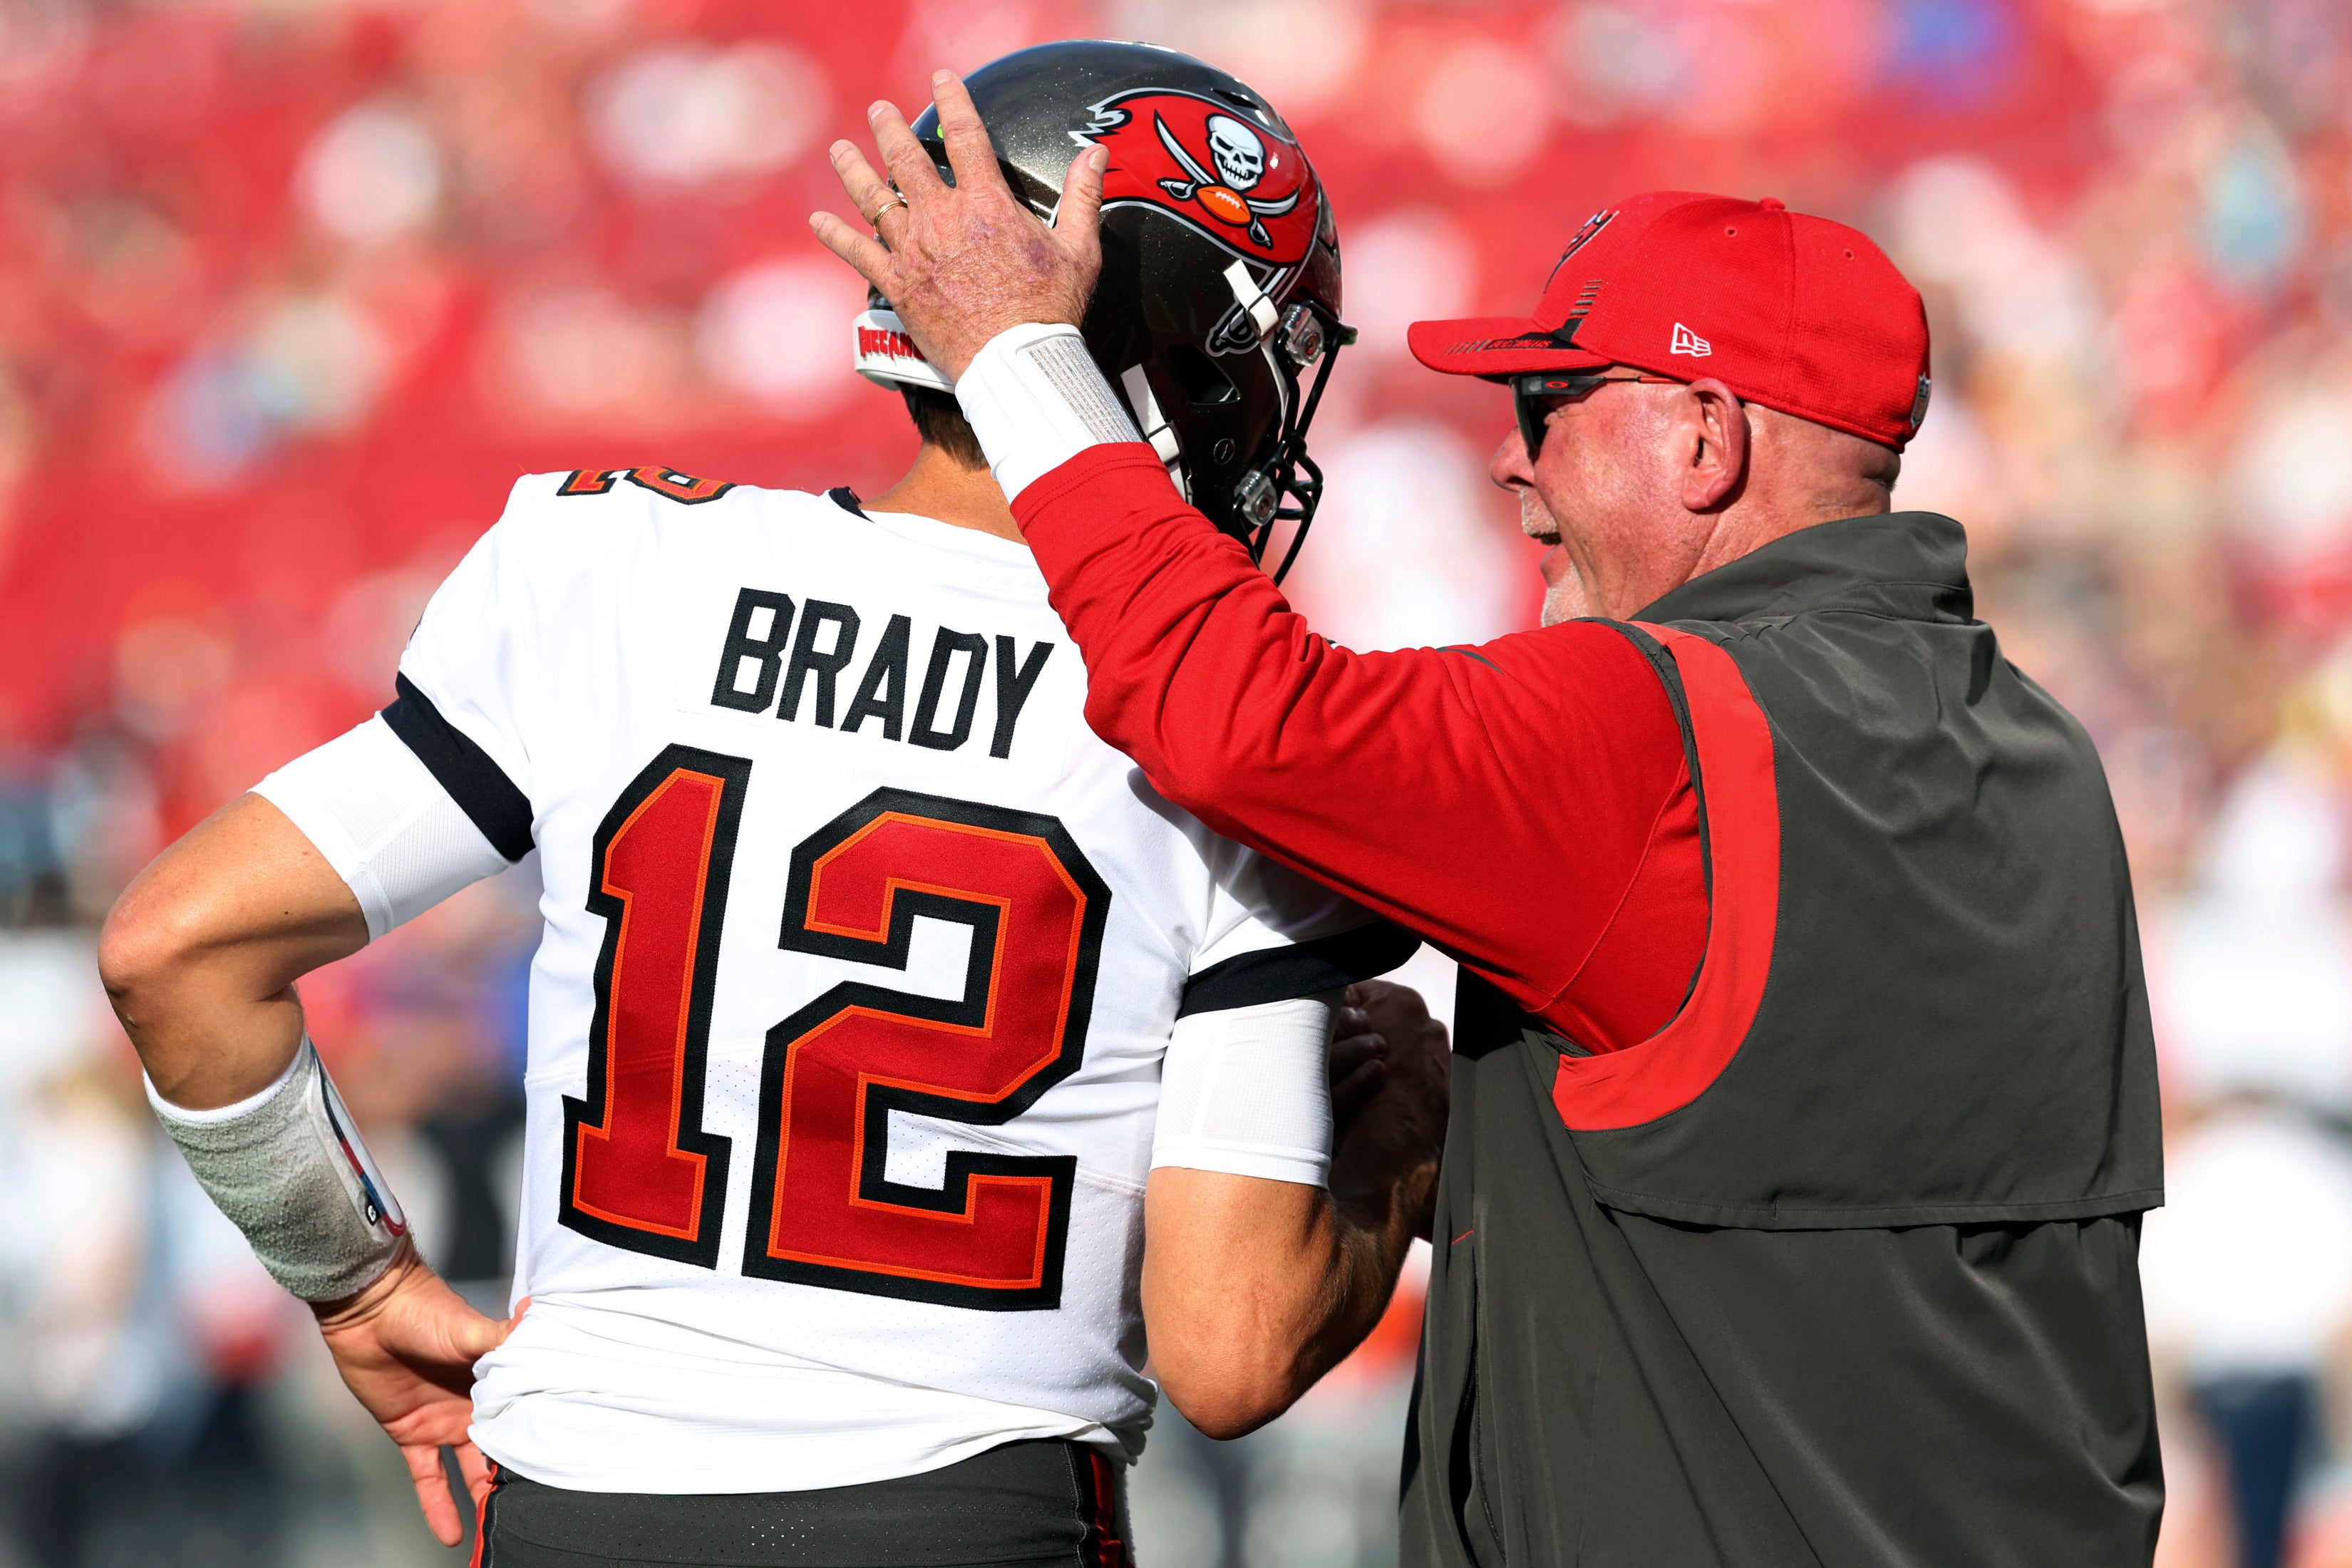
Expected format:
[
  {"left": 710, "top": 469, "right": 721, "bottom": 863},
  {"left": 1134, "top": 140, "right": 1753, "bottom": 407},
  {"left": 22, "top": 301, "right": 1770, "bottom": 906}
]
[{"left": 1671, "top": 322, "right": 1712, "bottom": 357}]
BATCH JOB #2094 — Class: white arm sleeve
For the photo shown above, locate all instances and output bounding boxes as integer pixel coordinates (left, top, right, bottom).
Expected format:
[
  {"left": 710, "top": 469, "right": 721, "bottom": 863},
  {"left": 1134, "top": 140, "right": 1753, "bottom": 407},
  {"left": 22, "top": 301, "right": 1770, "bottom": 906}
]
[
  {"left": 254, "top": 714, "right": 510, "bottom": 941},
  {"left": 1150, "top": 991, "right": 1339, "bottom": 1189}
]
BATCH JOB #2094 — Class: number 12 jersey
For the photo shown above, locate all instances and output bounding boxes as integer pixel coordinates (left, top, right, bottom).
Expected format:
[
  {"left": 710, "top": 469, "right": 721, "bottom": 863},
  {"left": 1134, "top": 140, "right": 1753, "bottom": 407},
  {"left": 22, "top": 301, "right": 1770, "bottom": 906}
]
[{"left": 262, "top": 470, "right": 1411, "bottom": 1494}]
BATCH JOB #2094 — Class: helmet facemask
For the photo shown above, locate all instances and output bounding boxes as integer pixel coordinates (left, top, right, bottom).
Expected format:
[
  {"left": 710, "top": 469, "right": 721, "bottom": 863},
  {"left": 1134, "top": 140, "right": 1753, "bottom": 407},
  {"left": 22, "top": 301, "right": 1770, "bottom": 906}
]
[{"left": 1227, "top": 302, "right": 1351, "bottom": 584}]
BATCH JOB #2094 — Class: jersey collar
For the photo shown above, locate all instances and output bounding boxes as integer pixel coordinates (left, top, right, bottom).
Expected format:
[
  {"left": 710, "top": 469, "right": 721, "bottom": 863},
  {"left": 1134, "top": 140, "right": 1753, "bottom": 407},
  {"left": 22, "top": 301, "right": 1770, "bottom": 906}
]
[{"left": 1635, "top": 511, "right": 1973, "bottom": 628}]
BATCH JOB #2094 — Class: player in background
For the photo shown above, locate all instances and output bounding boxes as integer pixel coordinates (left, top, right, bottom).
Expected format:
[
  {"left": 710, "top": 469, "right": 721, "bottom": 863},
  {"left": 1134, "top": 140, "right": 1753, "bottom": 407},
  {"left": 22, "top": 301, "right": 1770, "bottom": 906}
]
[{"left": 96, "top": 42, "right": 1448, "bottom": 1568}]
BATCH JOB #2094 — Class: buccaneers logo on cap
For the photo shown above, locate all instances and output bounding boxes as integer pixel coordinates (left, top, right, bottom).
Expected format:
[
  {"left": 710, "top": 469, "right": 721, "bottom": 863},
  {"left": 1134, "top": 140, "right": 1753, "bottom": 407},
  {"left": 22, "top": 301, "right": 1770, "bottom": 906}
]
[
  {"left": 1544, "top": 208, "right": 1617, "bottom": 291},
  {"left": 1073, "top": 91, "right": 1321, "bottom": 267}
]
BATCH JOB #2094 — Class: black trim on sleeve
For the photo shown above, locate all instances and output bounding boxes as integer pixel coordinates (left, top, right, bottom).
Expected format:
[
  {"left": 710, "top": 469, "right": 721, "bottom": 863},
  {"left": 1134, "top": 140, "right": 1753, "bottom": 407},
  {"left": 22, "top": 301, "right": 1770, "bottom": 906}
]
[
  {"left": 1177, "top": 920, "right": 1421, "bottom": 1018},
  {"left": 1587, "top": 617, "right": 1713, "bottom": 1013},
  {"left": 381, "top": 674, "right": 535, "bottom": 862}
]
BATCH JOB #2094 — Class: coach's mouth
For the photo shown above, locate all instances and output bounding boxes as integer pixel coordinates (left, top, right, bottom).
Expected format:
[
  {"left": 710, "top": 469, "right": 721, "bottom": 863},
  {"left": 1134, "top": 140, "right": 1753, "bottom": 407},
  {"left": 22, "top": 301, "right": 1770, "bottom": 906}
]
[{"left": 1517, "top": 485, "right": 1562, "bottom": 545}]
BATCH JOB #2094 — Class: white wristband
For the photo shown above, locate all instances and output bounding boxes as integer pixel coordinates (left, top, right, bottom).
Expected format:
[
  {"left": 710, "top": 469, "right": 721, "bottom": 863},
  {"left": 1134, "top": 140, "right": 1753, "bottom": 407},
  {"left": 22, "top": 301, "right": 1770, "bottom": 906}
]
[{"left": 954, "top": 323, "right": 1141, "bottom": 502}]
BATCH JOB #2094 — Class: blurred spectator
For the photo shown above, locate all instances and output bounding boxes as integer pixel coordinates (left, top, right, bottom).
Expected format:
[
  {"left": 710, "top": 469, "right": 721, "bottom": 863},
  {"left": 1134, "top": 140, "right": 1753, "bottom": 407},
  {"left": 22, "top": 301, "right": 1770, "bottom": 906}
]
[
  {"left": 2142, "top": 758, "right": 2352, "bottom": 1568},
  {"left": 2154, "top": 760, "right": 2352, "bottom": 1113},
  {"left": 2143, "top": 1106, "right": 2352, "bottom": 1568},
  {"left": 0, "top": 929, "right": 296, "bottom": 1568}
]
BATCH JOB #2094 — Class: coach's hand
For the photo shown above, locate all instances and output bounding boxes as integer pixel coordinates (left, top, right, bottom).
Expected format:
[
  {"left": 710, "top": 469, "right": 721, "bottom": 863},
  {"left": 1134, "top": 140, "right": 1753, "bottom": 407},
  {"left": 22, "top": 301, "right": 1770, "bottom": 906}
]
[
  {"left": 1331, "top": 981, "right": 1450, "bottom": 1242},
  {"left": 810, "top": 71, "right": 1108, "bottom": 381},
  {"left": 312, "top": 1239, "right": 525, "bottom": 1547}
]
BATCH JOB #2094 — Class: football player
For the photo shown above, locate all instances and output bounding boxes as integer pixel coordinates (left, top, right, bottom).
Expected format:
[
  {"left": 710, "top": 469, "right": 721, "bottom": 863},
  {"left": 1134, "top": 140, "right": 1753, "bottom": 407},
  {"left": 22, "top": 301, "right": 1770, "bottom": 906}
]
[{"left": 97, "top": 41, "right": 1447, "bottom": 1568}]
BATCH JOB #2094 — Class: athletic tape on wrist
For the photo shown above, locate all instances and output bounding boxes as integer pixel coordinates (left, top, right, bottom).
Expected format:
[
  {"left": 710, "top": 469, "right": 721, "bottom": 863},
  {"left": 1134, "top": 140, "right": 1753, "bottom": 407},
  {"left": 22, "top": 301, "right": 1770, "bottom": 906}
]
[
  {"left": 955, "top": 323, "right": 1141, "bottom": 502},
  {"left": 147, "top": 1038, "right": 407, "bottom": 1302}
]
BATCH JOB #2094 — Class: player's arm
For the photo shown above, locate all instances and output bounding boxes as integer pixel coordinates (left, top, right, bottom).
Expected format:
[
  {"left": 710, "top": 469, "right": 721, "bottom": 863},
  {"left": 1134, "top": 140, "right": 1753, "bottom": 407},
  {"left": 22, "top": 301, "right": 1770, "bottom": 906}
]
[
  {"left": 100, "top": 794, "right": 365, "bottom": 1106},
  {"left": 98, "top": 766, "right": 520, "bottom": 1544},
  {"left": 105, "top": 485, "right": 538, "bottom": 1105},
  {"left": 97, "top": 510, "right": 543, "bottom": 1547},
  {"left": 1139, "top": 850, "right": 1437, "bottom": 1439},
  {"left": 1143, "top": 981, "right": 1446, "bottom": 1438}
]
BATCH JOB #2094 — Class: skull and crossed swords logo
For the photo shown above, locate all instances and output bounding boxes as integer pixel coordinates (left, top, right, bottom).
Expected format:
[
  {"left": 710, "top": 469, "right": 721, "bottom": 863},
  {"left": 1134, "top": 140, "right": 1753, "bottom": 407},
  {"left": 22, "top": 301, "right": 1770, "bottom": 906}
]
[
  {"left": 1073, "top": 90, "right": 1321, "bottom": 266},
  {"left": 1152, "top": 113, "right": 1299, "bottom": 250}
]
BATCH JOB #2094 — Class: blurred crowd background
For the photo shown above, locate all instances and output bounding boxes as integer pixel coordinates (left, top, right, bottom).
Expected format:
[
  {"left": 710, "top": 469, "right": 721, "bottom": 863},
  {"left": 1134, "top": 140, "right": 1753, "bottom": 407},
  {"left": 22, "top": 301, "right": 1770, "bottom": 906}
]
[{"left": 1, "top": 0, "right": 2349, "bottom": 1564}]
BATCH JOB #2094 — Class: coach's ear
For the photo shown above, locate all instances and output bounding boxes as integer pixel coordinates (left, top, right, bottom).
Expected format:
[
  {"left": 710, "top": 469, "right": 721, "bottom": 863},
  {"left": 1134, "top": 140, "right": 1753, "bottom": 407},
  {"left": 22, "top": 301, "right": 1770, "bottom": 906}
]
[{"left": 1676, "top": 378, "right": 1748, "bottom": 514}]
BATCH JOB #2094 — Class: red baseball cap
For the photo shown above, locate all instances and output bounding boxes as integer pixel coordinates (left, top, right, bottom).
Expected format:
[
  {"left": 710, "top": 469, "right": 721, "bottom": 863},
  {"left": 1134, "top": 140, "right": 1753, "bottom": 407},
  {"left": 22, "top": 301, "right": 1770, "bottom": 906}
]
[{"left": 1408, "top": 191, "right": 1932, "bottom": 450}]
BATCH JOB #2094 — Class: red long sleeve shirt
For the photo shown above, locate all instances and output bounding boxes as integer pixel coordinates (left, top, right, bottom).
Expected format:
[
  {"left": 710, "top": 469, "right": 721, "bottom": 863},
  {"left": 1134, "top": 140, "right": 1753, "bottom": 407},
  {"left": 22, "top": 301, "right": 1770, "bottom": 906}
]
[{"left": 1015, "top": 443, "right": 1708, "bottom": 1054}]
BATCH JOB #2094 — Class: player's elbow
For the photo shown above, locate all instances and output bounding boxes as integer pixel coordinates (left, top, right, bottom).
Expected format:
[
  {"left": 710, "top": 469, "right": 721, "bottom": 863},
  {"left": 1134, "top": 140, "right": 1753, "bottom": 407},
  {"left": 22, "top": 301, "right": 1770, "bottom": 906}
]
[
  {"left": 1143, "top": 1171, "right": 1334, "bottom": 1436},
  {"left": 1152, "top": 1329, "right": 1304, "bottom": 1440},
  {"left": 98, "top": 880, "right": 229, "bottom": 1078},
  {"left": 1146, "top": 1271, "right": 1319, "bottom": 1439},
  {"left": 98, "top": 886, "right": 199, "bottom": 1013}
]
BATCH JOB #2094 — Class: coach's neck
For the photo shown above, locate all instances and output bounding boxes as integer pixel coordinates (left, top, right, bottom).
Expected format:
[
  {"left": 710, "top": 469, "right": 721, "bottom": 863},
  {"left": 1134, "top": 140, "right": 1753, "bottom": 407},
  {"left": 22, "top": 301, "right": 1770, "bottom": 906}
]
[{"left": 867, "top": 440, "right": 1026, "bottom": 545}]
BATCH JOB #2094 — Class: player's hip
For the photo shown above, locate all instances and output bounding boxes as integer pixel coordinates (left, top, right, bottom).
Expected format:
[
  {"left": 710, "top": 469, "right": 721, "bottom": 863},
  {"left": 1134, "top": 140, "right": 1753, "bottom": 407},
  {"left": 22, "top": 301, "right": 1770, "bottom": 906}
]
[
  {"left": 470, "top": 1292, "right": 1149, "bottom": 1490},
  {"left": 472, "top": 1440, "right": 1132, "bottom": 1568}
]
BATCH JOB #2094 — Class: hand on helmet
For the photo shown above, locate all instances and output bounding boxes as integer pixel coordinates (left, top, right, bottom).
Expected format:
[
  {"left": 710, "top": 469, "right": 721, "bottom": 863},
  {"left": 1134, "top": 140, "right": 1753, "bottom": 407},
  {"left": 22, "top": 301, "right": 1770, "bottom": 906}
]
[{"left": 813, "top": 71, "right": 1108, "bottom": 383}]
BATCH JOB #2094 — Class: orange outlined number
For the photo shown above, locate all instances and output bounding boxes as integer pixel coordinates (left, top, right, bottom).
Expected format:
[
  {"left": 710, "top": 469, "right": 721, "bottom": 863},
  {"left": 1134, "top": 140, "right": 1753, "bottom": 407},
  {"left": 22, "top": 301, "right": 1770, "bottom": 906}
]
[
  {"left": 559, "top": 468, "right": 736, "bottom": 504},
  {"left": 558, "top": 746, "right": 749, "bottom": 1267},
  {"left": 743, "top": 789, "right": 1110, "bottom": 1309}
]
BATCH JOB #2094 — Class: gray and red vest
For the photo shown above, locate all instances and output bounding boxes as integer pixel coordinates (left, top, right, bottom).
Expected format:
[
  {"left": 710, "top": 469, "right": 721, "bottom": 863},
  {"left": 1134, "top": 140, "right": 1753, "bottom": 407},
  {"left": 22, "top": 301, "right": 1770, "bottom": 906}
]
[{"left": 1402, "top": 512, "right": 2164, "bottom": 1567}]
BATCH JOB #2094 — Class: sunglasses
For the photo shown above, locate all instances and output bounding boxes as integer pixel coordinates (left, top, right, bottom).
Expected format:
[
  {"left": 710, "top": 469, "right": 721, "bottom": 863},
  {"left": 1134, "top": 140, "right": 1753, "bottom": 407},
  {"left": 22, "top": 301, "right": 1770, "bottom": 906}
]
[{"left": 1512, "top": 371, "right": 1681, "bottom": 459}]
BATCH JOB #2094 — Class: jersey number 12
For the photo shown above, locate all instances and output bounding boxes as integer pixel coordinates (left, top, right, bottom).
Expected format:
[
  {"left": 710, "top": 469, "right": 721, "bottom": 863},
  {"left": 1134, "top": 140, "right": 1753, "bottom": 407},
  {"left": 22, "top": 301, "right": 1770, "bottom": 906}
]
[{"left": 557, "top": 746, "right": 1110, "bottom": 1310}]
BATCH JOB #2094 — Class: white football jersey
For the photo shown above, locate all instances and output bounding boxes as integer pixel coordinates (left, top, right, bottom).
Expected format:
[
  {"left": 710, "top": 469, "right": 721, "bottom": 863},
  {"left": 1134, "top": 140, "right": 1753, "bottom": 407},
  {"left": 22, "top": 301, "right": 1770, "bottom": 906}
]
[{"left": 345, "top": 469, "right": 1408, "bottom": 1494}]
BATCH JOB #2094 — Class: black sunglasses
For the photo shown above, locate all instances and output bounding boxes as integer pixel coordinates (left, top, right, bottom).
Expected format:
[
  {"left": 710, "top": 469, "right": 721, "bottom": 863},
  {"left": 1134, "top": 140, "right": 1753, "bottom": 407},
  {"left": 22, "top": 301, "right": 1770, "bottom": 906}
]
[{"left": 1512, "top": 371, "right": 1678, "bottom": 458}]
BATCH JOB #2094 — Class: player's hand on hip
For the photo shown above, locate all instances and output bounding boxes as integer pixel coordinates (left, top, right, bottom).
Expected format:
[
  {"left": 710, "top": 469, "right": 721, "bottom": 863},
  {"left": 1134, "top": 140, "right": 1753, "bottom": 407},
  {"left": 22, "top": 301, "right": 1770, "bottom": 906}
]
[
  {"left": 810, "top": 71, "right": 1107, "bottom": 381},
  {"left": 1331, "top": 981, "right": 1451, "bottom": 1242},
  {"left": 311, "top": 1238, "right": 527, "bottom": 1547}
]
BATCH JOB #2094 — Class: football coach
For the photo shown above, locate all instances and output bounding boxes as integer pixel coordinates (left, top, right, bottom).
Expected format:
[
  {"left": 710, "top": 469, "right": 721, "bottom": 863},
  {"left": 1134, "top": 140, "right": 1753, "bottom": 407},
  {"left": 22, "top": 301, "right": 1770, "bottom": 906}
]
[{"left": 816, "top": 74, "right": 2165, "bottom": 1566}]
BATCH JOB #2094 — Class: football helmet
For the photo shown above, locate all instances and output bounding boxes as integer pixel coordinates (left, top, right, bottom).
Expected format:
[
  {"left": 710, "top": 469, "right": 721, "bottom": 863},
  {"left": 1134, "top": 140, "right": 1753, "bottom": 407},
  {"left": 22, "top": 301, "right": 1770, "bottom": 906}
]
[{"left": 852, "top": 40, "right": 1351, "bottom": 582}]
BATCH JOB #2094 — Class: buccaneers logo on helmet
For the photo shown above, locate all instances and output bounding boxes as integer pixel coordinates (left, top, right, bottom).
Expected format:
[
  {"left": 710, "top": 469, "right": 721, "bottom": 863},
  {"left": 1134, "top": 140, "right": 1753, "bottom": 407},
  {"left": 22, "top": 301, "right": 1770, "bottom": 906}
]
[{"left": 1073, "top": 91, "right": 1322, "bottom": 267}]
